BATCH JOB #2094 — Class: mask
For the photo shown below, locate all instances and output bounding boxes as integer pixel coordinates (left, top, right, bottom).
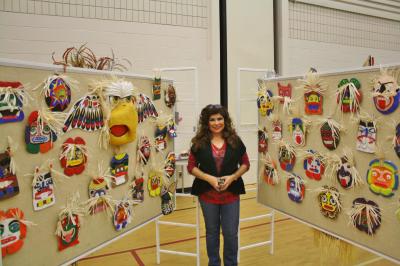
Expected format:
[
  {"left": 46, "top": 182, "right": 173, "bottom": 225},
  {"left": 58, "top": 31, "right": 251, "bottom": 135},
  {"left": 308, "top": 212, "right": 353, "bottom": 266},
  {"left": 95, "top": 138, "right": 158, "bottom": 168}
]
[
  {"left": 155, "top": 125, "right": 168, "bottom": 152},
  {"left": 167, "top": 118, "right": 177, "bottom": 138},
  {"left": 32, "top": 170, "right": 55, "bottom": 211},
  {"left": 336, "top": 157, "right": 353, "bottom": 189},
  {"left": 303, "top": 150, "right": 325, "bottom": 181},
  {"left": 366, "top": 159, "right": 398, "bottom": 197},
  {"left": 0, "top": 208, "right": 27, "bottom": 257},
  {"left": 45, "top": 76, "right": 72, "bottom": 112},
  {"left": 318, "top": 186, "right": 340, "bottom": 219},
  {"left": 290, "top": 118, "right": 305, "bottom": 146},
  {"left": 351, "top": 198, "right": 381, "bottom": 235},
  {"left": 272, "top": 120, "right": 282, "bottom": 141},
  {"left": 372, "top": 72, "right": 400, "bottom": 114},
  {"left": 161, "top": 186, "right": 175, "bottom": 215},
  {"left": 278, "top": 82, "right": 292, "bottom": 103},
  {"left": 395, "top": 123, "right": 400, "bottom": 158},
  {"left": 25, "top": 111, "right": 57, "bottom": 154},
  {"left": 131, "top": 176, "right": 144, "bottom": 202},
  {"left": 257, "top": 90, "right": 274, "bottom": 117},
  {"left": 138, "top": 136, "right": 151, "bottom": 165},
  {"left": 110, "top": 153, "right": 129, "bottom": 187},
  {"left": 258, "top": 127, "right": 268, "bottom": 154},
  {"left": 320, "top": 121, "right": 340, "bottom": 150},
  {"left": 304, "top": 91, "right": 322, "bottom": 115},
  {"left": 88, "top": 177, "right": 109, "bottom": 214},
  {"left": 164, "top": 84, "right": 176, "bottom": 108},
  {"left": 337, "top": 78, "right": 362, "bottom": 113},
  {"left": 0, "top": 148, "right": 19, "bottom": 200},
  {"left": 0, "top": 81, "right": 25, "bottom": 124},
  {"left": 63, "top": 94, "right": 104, "bottom": 132},
  {"left": 164, "top": 152, "right": 176, "bottom": 179},
  {"left": 57, "top": 214, "right": 79, "bottom": 251},
  {"left": 263, "top": 161, "right": 277, "bottom": 185},
  {"left": 137, "top": 93, "right": 159, "bottom": 123},
  {"left": 113, "top": 201, "right": 131, "bottom": 231},
  {"left": 153, "top": 76, "right": 161, "bottom": 100},
  {"left": 105, "top": 81, "right": 138, "bottom": 146},
  {"left": 356, "top": 120, "right": 376, "bottom": 154},
  {"left": 279, "top": 146, "right": 296, "bottom": 171},
  {"left": 148, "top": 170, "right": 162, "bottom": 197},
  {"left": 60, "top": 137, "right": 87, "bottom": 176},
  {"left": 286, "top": 174, "right": 305, "bottom": 203}
]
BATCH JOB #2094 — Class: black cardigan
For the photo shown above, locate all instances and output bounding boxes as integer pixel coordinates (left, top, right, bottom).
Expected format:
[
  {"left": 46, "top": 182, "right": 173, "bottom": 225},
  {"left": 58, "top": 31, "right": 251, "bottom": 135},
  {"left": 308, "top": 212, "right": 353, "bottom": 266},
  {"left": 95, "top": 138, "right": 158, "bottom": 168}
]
[{"left": 190, "top": 139, "right": 247, "bottom": 196}]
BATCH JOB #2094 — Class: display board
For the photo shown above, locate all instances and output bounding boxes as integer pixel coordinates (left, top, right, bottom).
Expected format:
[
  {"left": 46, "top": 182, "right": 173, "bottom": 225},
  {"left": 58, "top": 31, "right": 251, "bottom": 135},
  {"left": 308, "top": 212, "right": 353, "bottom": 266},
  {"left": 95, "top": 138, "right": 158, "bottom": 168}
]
[
  {"left": 0, "top": 59, "right": 176, "bottom": 266},
  {"left": 257, "top": 64, "right": 400, "bottom": 263}
]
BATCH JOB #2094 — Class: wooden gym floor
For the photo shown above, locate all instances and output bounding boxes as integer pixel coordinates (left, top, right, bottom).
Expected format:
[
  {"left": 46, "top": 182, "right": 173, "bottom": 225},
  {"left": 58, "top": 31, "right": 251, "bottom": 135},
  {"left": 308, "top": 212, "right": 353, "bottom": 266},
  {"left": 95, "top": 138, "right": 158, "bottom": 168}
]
[{"left": 77, "top": 185, "right": 396, "bottom": 266}]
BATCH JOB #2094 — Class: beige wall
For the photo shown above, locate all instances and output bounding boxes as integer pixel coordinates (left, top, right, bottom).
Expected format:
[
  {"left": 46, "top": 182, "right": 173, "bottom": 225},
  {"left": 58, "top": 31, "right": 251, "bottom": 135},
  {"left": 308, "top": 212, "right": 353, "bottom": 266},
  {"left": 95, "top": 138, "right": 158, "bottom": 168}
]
[{"left": 0, "top": 1, "right": 220, "bottom": 117}]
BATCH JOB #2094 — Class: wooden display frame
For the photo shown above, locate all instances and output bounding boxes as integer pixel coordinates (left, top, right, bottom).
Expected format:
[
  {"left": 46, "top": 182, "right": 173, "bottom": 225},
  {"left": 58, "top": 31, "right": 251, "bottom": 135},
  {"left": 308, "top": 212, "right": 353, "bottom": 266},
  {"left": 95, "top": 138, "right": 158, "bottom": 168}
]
[
  {"left": 0, "top": 58, "right": 175, "bottom": 266},
  {"left": 257, "top": 64, "right": 400, "bottom": 263}
]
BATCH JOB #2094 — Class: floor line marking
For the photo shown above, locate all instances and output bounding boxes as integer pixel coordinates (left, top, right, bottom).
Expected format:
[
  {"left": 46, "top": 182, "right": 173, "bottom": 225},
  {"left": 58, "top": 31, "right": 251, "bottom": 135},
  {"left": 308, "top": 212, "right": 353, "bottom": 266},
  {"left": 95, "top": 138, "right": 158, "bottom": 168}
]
[{"left": 130, "top": 250, "right": 145, "bottom": 266}]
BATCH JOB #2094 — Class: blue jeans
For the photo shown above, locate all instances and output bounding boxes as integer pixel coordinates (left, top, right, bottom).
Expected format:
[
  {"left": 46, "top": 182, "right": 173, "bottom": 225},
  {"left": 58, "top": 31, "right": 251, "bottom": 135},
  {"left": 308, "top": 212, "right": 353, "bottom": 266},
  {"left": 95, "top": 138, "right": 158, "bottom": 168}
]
[{"left": 199, "top": 198, "right": 240, "bottom": 266}]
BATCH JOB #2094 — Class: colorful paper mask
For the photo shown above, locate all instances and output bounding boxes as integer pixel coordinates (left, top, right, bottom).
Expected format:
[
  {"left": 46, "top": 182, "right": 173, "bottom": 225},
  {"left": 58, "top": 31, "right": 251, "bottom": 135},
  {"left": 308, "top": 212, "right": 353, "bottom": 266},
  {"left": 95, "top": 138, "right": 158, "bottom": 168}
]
[
  {"left": 104, "top": 81, "right": 138, "bottom": 146},
  {"left": 43, "top": 75, "right": 72, "bottom": 112},
  {"left": 356, "top": 119, "right": 376, "bottom": 154},
  {"left": 32, "top": 167, "right": 55, "bottom": 211},
  {"left": 0, "top": 81, "right": 25, "bottom": 124},
  {"left": 0, "top": 208, "right": 27, "bottom": 257},
  {"left": 137, "top": 93, "right": 159, "bottom": 123},
  {"left": 88, "top": 177, "right": 110, "bottom": 214},
  {"left": 258, "top": 127, "right": 268, "bottom": 154},
  {"left": 271, "top": 120, "right": 282, "bottom": 141},
  {"left": 131, "top": 176, "right": 144, "bottom": 202},
  {"left": 148, "top": 170, "right": 162, "bottom": 197},
  {"left": 160, "top": 185, "right": 175, "bottom": 215},
  {"left": 57, "top": 214, "right": 80, "bottom": 251},
  {"left": 336, "top": 156, "right": 353, "bottom": 189},
  {"left": 395, "top": 123, "right": 400, "bottom": 158},
  {"left": 155, "top": 125, "right": 168, "bottom": 152},
  {"left": 304, "top": 91, "right": 323, "bottom": 115},
  {"left": 318, "top": 186, "right": 341, "bottom": 219},
  {"left": 335, "top": 153, "right": 363, "bottom": 189},
  {"left": 164, "top": 152, "right": 176, "bottom": 179},
  {"left": 372, "top": 70, "right": 400, "bottom": 114},
  {"left": 153, "top": 76, "right": 161, "bottom": 100},
  {"left": 0, "top": 146, "right": 19, "bottom": 200},
  {"left": 60, "top": 137, "right": 87, "bottom": 176},
  {"left": 303, "top": 150, "right": 325, "bottom": 181},
  {"left": 257, "top": 89, "right": 274, "bottom": 116},
  {"left": 286, "top": 174, "right": 305, "bottom": 203},
  {"left": 63, "top": 94, "right": 104, "bottom": 132},
  {"left": 165, "top": 84, "right": 176, "bottom": 108},
  {"left": 277, "top": 82, "right": 292, "bottom": 103},
  {"left": 298, "top": 72, "right": 326, "bottom": 115},
  {"left": 320, "top": 120, "right": 340, "bottom": 150},
  {"left": 290, "top": 118, "right": 306, "bottom": 147},
  {"left": 279, "top": 144, "right": 296, "bottom": 171},
  {"left": 25, "top": 111, "right": 58, "bottom": 154},
  {"left": 262, "top": 158, "right": 278, "bottom": 185},
  {"left": 349, "top": 198, "right": 381, "bottom": 235},
  {"left": 110, "top": 153, "right": 129, "bottom": 186},
  {"left": 113, "top": 201, "right": 132, "bottom": 231},
  {"left": 336, "top": 78, "right": 362, "bottom": 113},
  {"left": 137, "top": 136, "right": 151, "bottom": 165},
  {"left": 366, "top": 159, "right": 398, "bottom": 197},
  {"left": 167, "top": 118, "right": 177, "bottom": 138}
]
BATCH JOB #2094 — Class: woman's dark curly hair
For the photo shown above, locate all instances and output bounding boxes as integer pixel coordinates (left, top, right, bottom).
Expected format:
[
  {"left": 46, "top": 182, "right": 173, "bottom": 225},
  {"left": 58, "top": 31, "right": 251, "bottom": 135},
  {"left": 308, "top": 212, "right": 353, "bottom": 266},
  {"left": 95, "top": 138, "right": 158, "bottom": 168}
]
[{"left": 191, "top": 104, "right": 239, "bottom": 151}]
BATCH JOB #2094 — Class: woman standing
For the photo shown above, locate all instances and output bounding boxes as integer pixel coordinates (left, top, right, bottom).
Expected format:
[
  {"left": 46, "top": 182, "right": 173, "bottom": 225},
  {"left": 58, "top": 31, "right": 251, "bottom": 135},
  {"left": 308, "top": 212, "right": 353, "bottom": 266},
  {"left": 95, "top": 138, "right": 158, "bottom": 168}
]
[{"left": 187, "top": 104, "right": 250, "bottom": 266}]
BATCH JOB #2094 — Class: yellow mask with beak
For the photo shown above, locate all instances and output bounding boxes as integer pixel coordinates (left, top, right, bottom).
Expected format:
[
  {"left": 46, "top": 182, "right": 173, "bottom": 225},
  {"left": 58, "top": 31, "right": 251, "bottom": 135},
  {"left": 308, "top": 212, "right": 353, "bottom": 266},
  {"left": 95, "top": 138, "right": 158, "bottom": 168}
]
[{"left": 105, "top": 81, "right": 138, "bottom": 146}]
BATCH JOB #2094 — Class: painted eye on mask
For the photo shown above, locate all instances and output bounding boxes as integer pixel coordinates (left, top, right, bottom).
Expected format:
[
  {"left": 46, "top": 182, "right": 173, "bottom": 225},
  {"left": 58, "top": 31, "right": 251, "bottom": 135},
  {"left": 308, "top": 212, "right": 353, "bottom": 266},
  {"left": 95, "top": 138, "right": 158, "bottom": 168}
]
[{"left": 9, "top": 220, "right": 20, "bottom": 233}]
